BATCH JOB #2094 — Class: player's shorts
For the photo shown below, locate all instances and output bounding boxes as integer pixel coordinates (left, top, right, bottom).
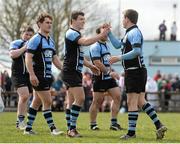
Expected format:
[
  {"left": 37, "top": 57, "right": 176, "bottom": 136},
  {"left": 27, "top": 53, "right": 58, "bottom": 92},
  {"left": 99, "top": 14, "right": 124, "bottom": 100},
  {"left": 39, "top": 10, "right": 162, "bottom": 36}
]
[
  {"left": 125, "top": 67, "right": 147, "bottom": 93},
  {"left": 32, "top": 76, "right": 53, "bottom": 91},
  {"left": 11, "top": 74, "right": 33, "bottom": 93},
  {"left": 93, "top": 78, "right": 118, "bottom": 92},
  {"left": 61, "top": 70, "right": 82, "bottom": 89}
]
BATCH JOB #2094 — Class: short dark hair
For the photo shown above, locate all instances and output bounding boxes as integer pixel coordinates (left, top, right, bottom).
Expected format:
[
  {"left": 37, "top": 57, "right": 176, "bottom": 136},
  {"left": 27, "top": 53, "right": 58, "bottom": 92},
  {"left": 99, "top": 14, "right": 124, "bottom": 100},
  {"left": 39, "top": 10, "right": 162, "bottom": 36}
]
[
  {"left": 36, "top": 12, "right": 53, "bottom": 25},
  {"left": 96, "top": 27, "right": 101, "bottom": 34},
  {"left": 21, "top": 26, "right": 34, "bottom": 34},
  {"left": 124, "top": 9, "right": 138, "bottom": 24},
  {"left": 71, "top": 11, "right": 84, "bottom": 23}
]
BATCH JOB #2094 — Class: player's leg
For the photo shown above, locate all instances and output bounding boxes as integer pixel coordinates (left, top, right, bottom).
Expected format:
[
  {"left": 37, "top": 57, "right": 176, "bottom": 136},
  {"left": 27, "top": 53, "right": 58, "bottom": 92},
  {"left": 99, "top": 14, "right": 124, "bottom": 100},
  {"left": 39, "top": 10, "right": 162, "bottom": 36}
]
[
  {"left": 67, "top": 87, "right": 85, "bottom": 137},
  {"left": 89, "top": 92, "right": 103, "bottom": 130},
  {"left": 37, "top": 90, "right": 63, "bottom": 135},
  {"left": 138, "top": 93, "right": 167, "bottom": 139},
  {"left": 16, "top": 86, "right": 30, "bottom": 130},
  {"left": 120, "top": 93, "right": 139, "bottom": 139},
  {"left": 65, "top": 90, "right": 74, "bottom": 131},
  {"left": 108, "top": 87, "right": 123, "bottom": 130},
  {"left": 24, "top": 91, "right": 41, "bottom": 135}
]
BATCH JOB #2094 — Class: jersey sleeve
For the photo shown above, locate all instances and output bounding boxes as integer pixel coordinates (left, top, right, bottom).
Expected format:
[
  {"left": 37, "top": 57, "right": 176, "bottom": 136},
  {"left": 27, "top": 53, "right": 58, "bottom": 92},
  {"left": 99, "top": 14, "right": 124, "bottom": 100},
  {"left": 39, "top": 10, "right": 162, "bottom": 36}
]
[
  {"left": 26, "top": 35, "right": 41, "bottom": 54},
  {"left": 128, "top": 29, "right": 142, "bottom": 48},
  {"left": 9, "top": 40, "right": 23, "bottom": 50},
  {"left": 89, "top": 44, "right": 101, "bottom": 61},
  {"left": 66, "top": 30, "right": 81, "bottom": 43}
]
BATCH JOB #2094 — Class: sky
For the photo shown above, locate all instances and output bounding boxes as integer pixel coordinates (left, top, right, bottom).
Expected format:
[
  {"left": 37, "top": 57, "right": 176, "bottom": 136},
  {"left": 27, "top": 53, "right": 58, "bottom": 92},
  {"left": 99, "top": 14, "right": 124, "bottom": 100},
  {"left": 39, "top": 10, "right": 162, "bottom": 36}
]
[{"left": 101, "top": 0, "right": 180, "bottom": 40}]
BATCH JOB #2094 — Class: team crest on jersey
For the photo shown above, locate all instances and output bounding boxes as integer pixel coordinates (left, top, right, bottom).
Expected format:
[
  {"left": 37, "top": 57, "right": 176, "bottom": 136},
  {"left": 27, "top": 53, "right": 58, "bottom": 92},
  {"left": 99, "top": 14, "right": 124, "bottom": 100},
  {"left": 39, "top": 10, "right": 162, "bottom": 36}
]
[
  {"left": 103, "top": 54, "right": 111, "bottom": 61},
  {"left": 44, "top": 50, "right": 53, "bottom": 58}
]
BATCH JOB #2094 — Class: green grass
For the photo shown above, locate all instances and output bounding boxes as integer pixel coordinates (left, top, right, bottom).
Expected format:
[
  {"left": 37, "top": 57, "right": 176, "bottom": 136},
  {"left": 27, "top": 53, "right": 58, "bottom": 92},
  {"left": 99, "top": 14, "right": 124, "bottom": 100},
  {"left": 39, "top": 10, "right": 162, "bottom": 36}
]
[{"left": 0, "top": 112, "right": 180, "bottom": 143}]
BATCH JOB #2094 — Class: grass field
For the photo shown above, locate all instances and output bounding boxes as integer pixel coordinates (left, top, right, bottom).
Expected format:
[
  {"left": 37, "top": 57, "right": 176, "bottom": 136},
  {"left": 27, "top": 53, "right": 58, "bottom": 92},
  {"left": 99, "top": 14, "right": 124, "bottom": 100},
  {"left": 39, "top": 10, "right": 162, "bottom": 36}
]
[{"left": 0, "top": 112, "right": 180, "bottom": 143}]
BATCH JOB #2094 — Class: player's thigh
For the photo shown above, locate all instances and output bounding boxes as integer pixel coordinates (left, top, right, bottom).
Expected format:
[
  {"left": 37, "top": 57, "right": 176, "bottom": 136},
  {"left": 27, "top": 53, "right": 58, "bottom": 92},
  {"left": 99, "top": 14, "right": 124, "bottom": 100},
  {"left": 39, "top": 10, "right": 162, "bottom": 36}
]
[
  {"left": 36, "top": 90, "right": 52, "bottom": 104},
  {"left": 92, "top": 92, "right": 104, "bottom": 104},
  {"left": 108, "top": 87, "right": 121, "bottom": 102},
  {"left": 68, "top": 87, "right": 85, "bottom": 101}
]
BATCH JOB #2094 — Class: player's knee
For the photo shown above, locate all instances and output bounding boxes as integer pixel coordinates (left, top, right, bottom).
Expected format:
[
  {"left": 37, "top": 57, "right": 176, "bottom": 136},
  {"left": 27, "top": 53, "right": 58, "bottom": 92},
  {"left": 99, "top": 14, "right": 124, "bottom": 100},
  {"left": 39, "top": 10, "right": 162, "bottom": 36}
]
[{"left": 19, "top": 94, "right": 29, "bottom": 103}]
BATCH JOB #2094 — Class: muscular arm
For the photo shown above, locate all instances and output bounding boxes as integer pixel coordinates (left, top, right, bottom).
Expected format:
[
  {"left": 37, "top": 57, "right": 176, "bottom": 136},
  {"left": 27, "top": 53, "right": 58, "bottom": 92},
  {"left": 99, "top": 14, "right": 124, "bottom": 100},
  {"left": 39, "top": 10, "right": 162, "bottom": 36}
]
[
  {"left": 108, "top": 31, "right": 122, "bottom": 49},
  {"left": 78, "top": 35, "right": 103, "bottom": 46},
  {"left": 52, "top": 55, "right": 62, "bottom": 70},
  {"left": 83, "top": 58, "right": 93, "bottom": 68},
  {"left": 121, "top": 47, "right": 141, "bottom": 60},
  {"left": 9, "top": 45, "right": 26, "bottom": 59},
  {"left": 25, "top": 53, "right": 35, "bottom": 76},
  {"left": 78, "top": 28, "right": 109, "bottom": 46},
  {"left": 93, "top": 59, "right": 109, "bottom": 74}
]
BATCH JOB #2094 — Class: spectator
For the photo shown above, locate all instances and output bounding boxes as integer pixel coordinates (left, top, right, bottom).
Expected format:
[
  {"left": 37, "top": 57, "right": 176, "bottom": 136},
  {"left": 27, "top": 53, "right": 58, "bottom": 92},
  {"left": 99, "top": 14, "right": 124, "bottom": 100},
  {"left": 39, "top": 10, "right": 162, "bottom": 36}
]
[
  {"left": 82, "top": 72, "right": 93, "bottom": 111},
  {"left": 146, "top": 76, "right": 159, "bottom": 109},
  {"left": 159, "top": 20, "right": 167, "bottom": 41},
  {"left": 154, "top": 70, "right": 162, "bottom": 82},
  {"left": 170, "top": 21, "right": 177, "bottom": 41},
  {"left": 172, "top": 76, "right": 180, "bottom": 92},
  {"left": 51, "top": 74, "right": 66, "bottom": 111},
  {"left": 3, "top": 70, "right": 12, "bottom": 107}
]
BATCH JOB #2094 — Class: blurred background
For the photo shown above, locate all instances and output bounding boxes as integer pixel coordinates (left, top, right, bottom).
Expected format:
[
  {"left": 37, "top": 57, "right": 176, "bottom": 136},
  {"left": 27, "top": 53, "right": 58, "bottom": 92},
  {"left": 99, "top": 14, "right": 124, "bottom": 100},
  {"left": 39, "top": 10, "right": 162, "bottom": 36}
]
[{"left": 0, "top": 0, "right": 180, "bottom": 112}]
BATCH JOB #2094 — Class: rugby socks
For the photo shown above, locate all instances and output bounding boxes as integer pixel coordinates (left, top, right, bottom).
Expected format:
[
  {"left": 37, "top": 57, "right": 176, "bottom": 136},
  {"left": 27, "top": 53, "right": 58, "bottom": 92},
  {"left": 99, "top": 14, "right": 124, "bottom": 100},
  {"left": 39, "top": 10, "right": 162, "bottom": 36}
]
[
  {"left": 111, "top": 118, "right": 117, "bottom": 125},
  {"left": 18, "top": 115, "right": 25, "bottom": 122},
  {"left": 43, "top": 109, "right": 56, "bottom": 131},
  {"left": 70, "top": 105, "right": 81, "bottom": 130},
  {"left": 127, "top": 111, "right": 138, "bottom": 136},
  {"left": 142, "top": 102, "right": 161, "bottom": 129},
  {"left": 26, "top": 107, "right": 37, "bottom": 131},
  {"left": 90, "top": 121, "right": 97, "bottom": 129},
  {"left": 65, "top": 109, "right": 71, "bottom": 130}
]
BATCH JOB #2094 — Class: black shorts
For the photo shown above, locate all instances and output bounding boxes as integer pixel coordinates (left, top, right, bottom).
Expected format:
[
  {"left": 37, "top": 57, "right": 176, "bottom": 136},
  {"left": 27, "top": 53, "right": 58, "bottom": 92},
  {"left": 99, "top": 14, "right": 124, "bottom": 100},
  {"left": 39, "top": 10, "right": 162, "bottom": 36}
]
[
  {"left": 61, "top": 70, "right": 82, "bottom": 89},
  {"left": 93, "top": 78, "right": 118, "bottom": 92},
  {"left": 11, "top": 74, "right": 33, "bottom": 93},
  {"left": 33, "top": 77, "right": 53, "bottom": 91},
  {"left": 125, "top": 68, "right": 147, "bottom": 93}
]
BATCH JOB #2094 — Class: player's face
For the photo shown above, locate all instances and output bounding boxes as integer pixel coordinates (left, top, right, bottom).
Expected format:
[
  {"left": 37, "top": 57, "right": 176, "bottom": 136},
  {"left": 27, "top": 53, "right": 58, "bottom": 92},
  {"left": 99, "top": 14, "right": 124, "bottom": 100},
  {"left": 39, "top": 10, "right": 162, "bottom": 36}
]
[
  {"left": 122, "top": 16, "right": 128, "bottom": 29},
  {"left": 100, "top": 28, "right": 108, "bottom": 41},
  {"left": 40, "top": 17, "right": 52, "bottom": 33},
  {"left": 74, "top": 15, "right": 85, "bottom": 30},
  {"left": 22, "top": 31, "right": 34, "bottom": 41}
]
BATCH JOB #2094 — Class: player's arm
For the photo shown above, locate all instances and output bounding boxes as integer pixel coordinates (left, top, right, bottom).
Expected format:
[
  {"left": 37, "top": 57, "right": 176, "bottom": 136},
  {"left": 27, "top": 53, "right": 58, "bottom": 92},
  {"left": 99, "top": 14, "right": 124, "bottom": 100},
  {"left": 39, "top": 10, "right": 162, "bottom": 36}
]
[
  {"left": 9, "top": 41, "right": 27, "bottom": 59},
  {"left": 52, "top": 55, "right": 62, "bottom": 70},
  {"left": 93, "top": 59, "right": 110, "bottom": 74},
  {"left": 109, "top": 48, "right": 141, "bottom": 64},
  {"left": 109, "top": 31, "right": 142, "bottom": 64},
  {"left": 25, "top": 53, "right": 39, "bottom": 86},
  {"left": 78, "top": 28, "right": 109, "bottom": 46},
  {"left": 83, "top": 58, "right": 100, "bottom": 75},
  {"left": 108, "top": 31, "right": 122, "bottom": 49},
  {"left": 25, "top": 37, "right": 40, "bottom": 86}
]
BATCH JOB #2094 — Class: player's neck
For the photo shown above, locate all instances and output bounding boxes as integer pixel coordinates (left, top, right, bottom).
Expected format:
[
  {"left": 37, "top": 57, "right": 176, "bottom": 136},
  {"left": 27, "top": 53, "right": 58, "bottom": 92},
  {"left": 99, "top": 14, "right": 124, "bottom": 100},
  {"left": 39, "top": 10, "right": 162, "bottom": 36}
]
[
  {"left": 39, "top": 30, "right": 49, "bottom": 39},
  {"left": 126, "top": 23, "right": 136, "bottom": 30},
  {"left": 71, "top": 25, "right": 81, "bottom": 32}
]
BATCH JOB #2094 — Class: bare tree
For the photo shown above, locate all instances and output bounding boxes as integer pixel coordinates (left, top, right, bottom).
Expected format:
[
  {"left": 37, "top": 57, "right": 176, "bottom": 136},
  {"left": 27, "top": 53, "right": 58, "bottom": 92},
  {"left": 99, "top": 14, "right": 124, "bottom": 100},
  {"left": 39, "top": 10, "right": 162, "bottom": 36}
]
[
  {"left": 0, "top": 0, "right": 41, "bottom": 48},
  {"left": 41, "top": 0, "right": 72, "bottom": 56}
]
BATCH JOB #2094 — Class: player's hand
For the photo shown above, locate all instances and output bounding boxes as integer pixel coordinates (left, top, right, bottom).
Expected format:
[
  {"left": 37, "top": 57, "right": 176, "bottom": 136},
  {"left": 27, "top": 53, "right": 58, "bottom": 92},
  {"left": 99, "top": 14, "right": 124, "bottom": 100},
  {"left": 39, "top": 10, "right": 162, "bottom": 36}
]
[
  {"left": 30, "top": 74, "right": 39, "bottom": 86},
  {"left": 90, "top": 65, "right": 100, "bottom": 75},
  {"left": 102, "top": 23, "right": 111, "bottom": 29},
  {"left": 110, "top": 71, "right": 120, "bottom": 80},
  {"left": 101, "top": 27, "right": 110, "bottom": 37},
  {"left": 109, "top": 55, "right": 121, "bottom": 64}
]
